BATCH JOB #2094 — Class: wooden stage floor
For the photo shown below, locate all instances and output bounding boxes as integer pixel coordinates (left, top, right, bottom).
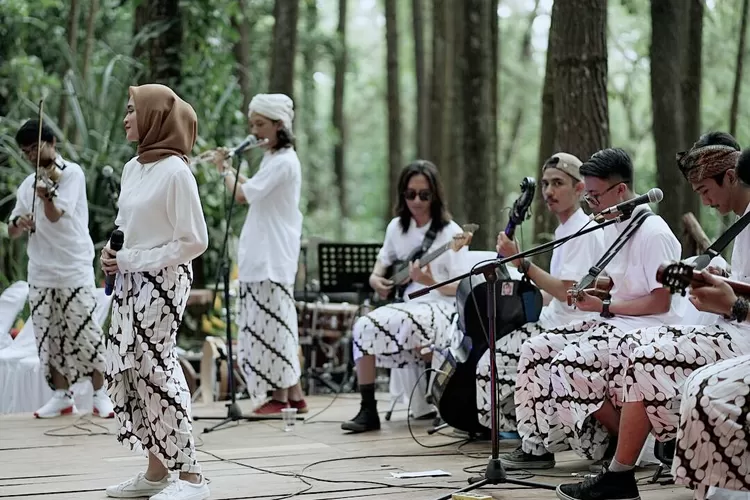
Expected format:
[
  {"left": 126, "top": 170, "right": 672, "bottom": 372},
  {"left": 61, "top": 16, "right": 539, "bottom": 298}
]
[{"left": 0, "top": 394, "right": 692, "bottom": 500}]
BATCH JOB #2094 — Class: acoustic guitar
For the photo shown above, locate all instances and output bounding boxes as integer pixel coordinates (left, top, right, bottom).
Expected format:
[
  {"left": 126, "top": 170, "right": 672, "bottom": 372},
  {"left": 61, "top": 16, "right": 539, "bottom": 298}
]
[
  {"left": 432, "top": 177, "right": 542, "bottom": 435},
  {"left": 656, "top": 261, "right": 750, "bottom": 298},
  {"left": 566, "top": 276, "right": 614, "bottom": 307},
  {"left": 384, "top": 223, "right": 478, "bottom": 301}
]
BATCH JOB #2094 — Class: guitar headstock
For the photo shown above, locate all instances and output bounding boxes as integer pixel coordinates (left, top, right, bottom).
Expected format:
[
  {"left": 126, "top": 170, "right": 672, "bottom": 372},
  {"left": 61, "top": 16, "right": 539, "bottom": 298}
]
[
  {"left": 451, "top": 224, "right": 479, "bottom": 252},
  {"left": 656, "top": 261, "right": 695, "bottom": 296}
]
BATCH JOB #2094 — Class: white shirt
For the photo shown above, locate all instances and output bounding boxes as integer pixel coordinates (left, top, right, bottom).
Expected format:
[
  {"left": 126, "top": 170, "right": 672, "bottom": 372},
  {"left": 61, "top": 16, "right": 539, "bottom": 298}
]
[
  {"left": 10, "top": 156, "right": 95, "bottom": 288},
  {"left": 538, "top": 208, "right": 607, "bottom": 328},
  {"left": 600, "top": 207, "right": 683, "bottom": 332},
  {"left": 114, "top": 155, "right": 208, "bottom": 273},
  {"left": 377, "top": 217, "right": 469, "bottom": 305},
  {"left": 717, "top": 201, "right": 750, "bottom": 335},
  {"left": 238, "top": 147, "right": 303, "bottom": 285}
]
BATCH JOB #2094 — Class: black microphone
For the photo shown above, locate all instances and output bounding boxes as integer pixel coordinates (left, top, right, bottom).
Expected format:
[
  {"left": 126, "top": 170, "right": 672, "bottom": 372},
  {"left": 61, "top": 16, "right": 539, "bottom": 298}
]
[
  {"left": 105, "top": 229, "right": 124, "bottom": 296},
  {"left": 590, "top": 188, "right": 664, "bottom": 223},
  {"left": 228, "top": 135, "right": 269, "bottom": 157}
]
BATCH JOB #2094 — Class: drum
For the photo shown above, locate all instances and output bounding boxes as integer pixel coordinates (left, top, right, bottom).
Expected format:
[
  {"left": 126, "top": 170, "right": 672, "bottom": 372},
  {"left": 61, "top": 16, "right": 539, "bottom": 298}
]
[{"left": 296, "top": 301, "right": 362, "bottom": 394}]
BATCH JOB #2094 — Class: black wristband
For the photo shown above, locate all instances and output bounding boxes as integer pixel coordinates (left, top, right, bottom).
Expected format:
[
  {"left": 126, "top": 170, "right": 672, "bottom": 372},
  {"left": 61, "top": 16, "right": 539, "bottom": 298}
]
[
  {"left": 731, "top": 297, "right": 749, "bottom": 323},
  {"left": 518, "top": 258, "right": 531, "bottom": 275},
  {"left": 601, "top": 299, "right": 614, "bottom": 318}
]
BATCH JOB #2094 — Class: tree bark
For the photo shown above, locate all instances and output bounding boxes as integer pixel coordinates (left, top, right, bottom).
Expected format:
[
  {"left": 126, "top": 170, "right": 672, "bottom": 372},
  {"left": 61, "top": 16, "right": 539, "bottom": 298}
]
[
  {"left": 412, "top": 0, "right": 429, "bottom": 159},
  {"left": 429, "top": 0, "right": 456, "bottom": 209},
  {"left": 385, "top": 0, "right": 403, "bottom": 222},
  {"left": 462, "top": 0, "right": 494, "bottom": 249},
  {"left": 681, "top": 0, "right": 703, "bottom": 226},
  {"left": 449, "top": 0, "right": 465, "bottom": 223},
  {"left": 232, "top": 0, "right": 254, "bottom": 115},
  {"left": 301, "top": 0, "right": 324, "bottom": 213},
  {"left": 651, "top": 0, "right": 687, "bottom": 235},
  {"left": 58, "top": 0, "right": 80, "bottom": 135},
  {"left": 132, "top": 0, "right": 183, "bottom": 89},
  {"left": 488, "top": 0, "right": 500, "bottom": 241},
  {"left": 81, "top": 0, "right": 99, "bottom": 80},
  {"left": 269, "top": 0, "right": 299, "bottom": 100},
  {"left": 333, "top": 0, "right": 348, "bottom": 234},
  {"left": 730, "top": 0, "right": 750, "bottom": 138}
]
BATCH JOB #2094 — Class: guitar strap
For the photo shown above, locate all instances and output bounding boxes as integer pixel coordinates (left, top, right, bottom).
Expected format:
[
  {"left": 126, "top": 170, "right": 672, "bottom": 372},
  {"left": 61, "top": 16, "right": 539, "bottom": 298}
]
[
  {"left": 574, "top": 209, "right": 654, "bottom": 292},
  {"left": 408, "top": 223, "right": 439, "bottom": 263},
  {"left": 693, "top": 209, "right": 750, "bottom": 270}
]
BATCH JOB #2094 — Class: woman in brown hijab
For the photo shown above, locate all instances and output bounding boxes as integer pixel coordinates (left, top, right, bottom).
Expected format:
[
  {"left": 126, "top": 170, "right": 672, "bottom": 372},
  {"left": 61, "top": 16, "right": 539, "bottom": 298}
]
[{"left": 100, "top": 84, "right": 210, "bottom": 500}]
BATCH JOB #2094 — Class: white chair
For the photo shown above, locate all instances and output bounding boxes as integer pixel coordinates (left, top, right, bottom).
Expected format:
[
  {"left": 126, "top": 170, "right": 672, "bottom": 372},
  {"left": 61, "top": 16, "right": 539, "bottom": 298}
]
[
  {"left": 0, "top": 288, "right": 112, "bottom": 414},
  {"left": 0, "top": 281, "right": 30, "bottom": 350}
]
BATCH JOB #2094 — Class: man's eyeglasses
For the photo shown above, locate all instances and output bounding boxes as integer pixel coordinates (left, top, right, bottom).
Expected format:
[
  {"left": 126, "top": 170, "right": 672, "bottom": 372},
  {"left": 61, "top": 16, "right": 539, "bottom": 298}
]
[
  {"left": 583, "top": 183, "right": 620, "bottom": 205},
  {"left": 404, "top": 189, "right": 432, "bottom": 202}
]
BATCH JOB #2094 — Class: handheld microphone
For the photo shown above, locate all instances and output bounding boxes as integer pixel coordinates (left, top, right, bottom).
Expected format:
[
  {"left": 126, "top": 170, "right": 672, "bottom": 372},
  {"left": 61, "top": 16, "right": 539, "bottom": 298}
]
[
  {"left": 105, "top": 229, "right": 124, "bottom": 296},
  {"left": 590, "top": 188, "right": 664, "bottom": 223},
  {"left": 228, "top": 135, "right": 269, "bottom": 157}
]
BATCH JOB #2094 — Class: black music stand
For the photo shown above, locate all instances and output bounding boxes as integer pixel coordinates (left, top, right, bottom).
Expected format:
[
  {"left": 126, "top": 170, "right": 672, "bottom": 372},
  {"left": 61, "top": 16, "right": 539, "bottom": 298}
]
[{"left": 301, "top": 243, "right": 380, "bottom": 394}]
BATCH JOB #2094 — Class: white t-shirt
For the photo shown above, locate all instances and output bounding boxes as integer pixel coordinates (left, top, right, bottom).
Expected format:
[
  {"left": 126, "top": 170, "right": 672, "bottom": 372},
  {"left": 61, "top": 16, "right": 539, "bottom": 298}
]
[
  {"left": 600, "top": 206, "right": 683, "bottom": 332},
  {"left": 10, "top": 156, "right": 95, "bottom": 288},
  {"left": 238, "top": 147, "right": 303, "bottom": 285},
  {"left": 377, "top": 217, "right": 469, "bottom": 305},
  {"left": 717, "top": 202, "right": 750, "bottom": 335},
  {"left": 114, "top": 155, "right": 208, "bottom": 273},
  {"left": 538, "top": 208, "right": 607, "bottom": 328}
]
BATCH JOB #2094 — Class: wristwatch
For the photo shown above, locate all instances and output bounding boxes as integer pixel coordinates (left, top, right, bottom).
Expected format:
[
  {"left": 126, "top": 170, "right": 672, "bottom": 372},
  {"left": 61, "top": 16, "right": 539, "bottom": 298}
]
[{"left": 601, "top": 299, "right": 614, "bottom": 318}]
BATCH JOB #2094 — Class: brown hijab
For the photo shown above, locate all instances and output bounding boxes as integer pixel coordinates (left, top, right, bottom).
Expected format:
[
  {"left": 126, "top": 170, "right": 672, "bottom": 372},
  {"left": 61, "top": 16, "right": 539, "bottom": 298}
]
[{"left": 129, "top": 84, "right": 198, "bottom": 164}]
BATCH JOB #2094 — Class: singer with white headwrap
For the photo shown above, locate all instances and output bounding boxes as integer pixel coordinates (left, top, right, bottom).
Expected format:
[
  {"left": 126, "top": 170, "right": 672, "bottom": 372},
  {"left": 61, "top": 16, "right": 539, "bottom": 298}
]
[{"left": 212, "top": 93, "right": 306, "bottom": 415}]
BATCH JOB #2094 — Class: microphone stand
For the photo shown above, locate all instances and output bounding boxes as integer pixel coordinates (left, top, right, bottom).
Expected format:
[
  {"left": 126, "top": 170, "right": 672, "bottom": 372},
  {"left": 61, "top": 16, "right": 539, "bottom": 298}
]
[
  {"left": 413, "top": 212, "right": 631, "bottom": 500},
  {"left": 192, "top": 151, "right": 289, "bottom": 433}
]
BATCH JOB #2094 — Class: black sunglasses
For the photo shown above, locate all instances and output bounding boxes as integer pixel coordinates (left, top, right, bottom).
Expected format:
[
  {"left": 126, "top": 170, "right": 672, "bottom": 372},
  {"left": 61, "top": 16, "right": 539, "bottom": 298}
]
[{"left": 404, "top": 189, "right": 432, "bottom": 201}]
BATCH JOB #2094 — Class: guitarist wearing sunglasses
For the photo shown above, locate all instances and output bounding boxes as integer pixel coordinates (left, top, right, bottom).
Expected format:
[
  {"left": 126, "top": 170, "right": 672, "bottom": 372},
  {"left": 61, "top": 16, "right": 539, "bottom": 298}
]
[
  {"left": 341, "top": 160, "right": 472, "bottom": 434},
  {"left": 556, "top": 133, "right": 750, "bottom": 500},
  {"left": 475, "top": 153, "right": 606, "bottom": 434}
]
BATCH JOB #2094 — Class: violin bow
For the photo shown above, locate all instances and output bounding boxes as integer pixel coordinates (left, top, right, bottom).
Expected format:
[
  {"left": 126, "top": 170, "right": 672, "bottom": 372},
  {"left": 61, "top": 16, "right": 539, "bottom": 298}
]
[{"left": 29, "top": 98, "right": 44, "bottom": 235}]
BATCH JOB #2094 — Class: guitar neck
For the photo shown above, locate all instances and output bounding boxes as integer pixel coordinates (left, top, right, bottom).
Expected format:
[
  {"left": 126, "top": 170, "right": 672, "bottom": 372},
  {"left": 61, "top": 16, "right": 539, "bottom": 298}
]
[
  {"left": 690, "top": 274, "right": 750, "bottom": 298},
  {"left": 391, "top": 241, "right": 452, "bottom": 283}
]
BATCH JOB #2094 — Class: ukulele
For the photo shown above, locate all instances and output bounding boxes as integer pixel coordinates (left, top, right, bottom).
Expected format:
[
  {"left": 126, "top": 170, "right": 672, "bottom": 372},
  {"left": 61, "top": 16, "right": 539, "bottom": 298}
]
[
  {"left": 656, "top": 261, "right": 750, "bottom": 298},
  {"left": 384, "top": 223, "right": 478, "bottom": 301},
  {"left": 567, "top": 276, "right": 614, "bottom": 307}
]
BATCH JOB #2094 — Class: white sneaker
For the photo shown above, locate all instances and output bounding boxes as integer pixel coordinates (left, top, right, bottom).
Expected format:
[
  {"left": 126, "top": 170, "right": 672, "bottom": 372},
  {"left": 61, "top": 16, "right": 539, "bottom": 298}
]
[
  {"left": 93, "top": 388, "right": 115, "bottom": 418},
  {"left": 149, "top": 478, "right": 210, "bottom": 500},
  {"left": 106, "top": 472, "right": 170, "bottom": 498},
  {"left": 34, "top": 390, "right": 77, "bottom": 418}
]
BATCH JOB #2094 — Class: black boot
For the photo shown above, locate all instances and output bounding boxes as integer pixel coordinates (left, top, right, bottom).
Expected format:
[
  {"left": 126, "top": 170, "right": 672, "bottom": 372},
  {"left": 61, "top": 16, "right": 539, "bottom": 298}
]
[{"left": 341, "top": 401, "right": 381, "bottom": 433}]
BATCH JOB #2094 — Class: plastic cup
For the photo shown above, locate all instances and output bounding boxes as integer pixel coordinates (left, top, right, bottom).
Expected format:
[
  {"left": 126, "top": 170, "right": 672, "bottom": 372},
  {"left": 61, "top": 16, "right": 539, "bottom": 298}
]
[{"left": 281, "top": 407, "right": 298, "bottom": 432}]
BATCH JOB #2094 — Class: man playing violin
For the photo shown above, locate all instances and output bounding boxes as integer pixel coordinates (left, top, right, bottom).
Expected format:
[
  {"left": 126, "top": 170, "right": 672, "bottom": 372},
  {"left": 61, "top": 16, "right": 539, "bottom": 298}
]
[
  {"left": 501, "top": 148, "right": 682, "bottom": 473},
  {"left": 8, "top": 119, "right": 114, "bottom": 419},
  {"left": 475, "top": 153, "right": 606, "bottom": 435},
  {"left": 557, "top": 132, "right": 750, "bottom": 500}
]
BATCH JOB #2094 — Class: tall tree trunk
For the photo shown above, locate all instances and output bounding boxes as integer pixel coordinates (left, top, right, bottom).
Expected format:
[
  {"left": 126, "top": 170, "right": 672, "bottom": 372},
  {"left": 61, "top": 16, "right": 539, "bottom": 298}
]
[
  {"left": 385, "top": 0, "right": 403, "bottom": 222},
  {"left": 232, "top": 0, "right": 254, "bottom": 115},
  {"left": 551, "top": 0, "right": 609, "bottom": 162},
  {"left": 133, "top": 0, "right": 183, "bottom": 88},
  {"left": 412, "top": 0, "right": 429, "bottom": 159},
  {"left": 681, "top": 0, "right": 703, "bottom": 242},
  {"left": 501, "top": 0, "right": 540, "bottom": 166},
  {"left": 269, "top": 0, "right": 299, "bottom": 99},
  {"left": 449, "top": 0, "right": 466, "bottom": 223},
  {"left": 301, "top": 0, "right": 323, "bottom": 213},
  {"left": 59, "top": 0, "right": 80, "bottom": 136},
  {"left": 81, "top": 0, "right": 99, "bottom": 80},
  {"left": 730, "top": 0, "right": 750, "bottom": 138},
  {"left": 489, "top": 0, "right": 500, "bottom": 241},
  {"left": 429, "top": 0, "right": 456, "bottom": 209},
  {"left": 531, "top": 30, "right": 557, "bottom": 269},
  {"left": 462, "top": 0, "right": 494, "bottom": 249},
  {"left": 651, "top": 0, "right": 687, "bottom": 235},
  {"left": 333, "top": 0, "right": 348, "bottom": 236}
]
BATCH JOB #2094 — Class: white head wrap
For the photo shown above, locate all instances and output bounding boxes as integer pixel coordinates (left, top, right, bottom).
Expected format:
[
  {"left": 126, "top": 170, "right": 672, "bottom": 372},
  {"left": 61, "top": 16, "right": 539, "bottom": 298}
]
[{"left": 248, "top": 93, "right": 295, "bottom": 133}]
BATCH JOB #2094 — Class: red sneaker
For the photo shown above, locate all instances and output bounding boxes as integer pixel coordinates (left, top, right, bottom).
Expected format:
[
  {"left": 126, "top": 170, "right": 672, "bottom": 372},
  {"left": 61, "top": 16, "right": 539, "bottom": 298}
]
[
  {"left": 254, "top": 399, "right": 289, "bottom": 415},
  {"left": 288, "top": 399, "right": 308, "bottom": 414}
]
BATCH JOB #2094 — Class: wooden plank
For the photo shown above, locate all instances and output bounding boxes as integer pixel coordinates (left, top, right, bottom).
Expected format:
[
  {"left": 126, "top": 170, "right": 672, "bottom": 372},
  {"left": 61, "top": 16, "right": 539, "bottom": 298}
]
[{"left": 0, "top": 396, "right": 692, "bottom": 500}]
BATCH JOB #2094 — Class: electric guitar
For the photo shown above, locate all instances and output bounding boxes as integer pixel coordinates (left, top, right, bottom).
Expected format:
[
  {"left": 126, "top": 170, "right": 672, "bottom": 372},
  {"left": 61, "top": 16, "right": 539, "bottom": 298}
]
[
  {"left": 656, "top": 261, "right": 750, "bottom": 298},
  {"left": 567, "top": 276, "right": 614, "bottom": 307},
  {"left": 384, "top": 224, "right": 478, "bottom": 301}
]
